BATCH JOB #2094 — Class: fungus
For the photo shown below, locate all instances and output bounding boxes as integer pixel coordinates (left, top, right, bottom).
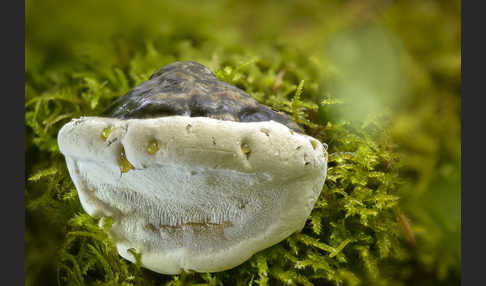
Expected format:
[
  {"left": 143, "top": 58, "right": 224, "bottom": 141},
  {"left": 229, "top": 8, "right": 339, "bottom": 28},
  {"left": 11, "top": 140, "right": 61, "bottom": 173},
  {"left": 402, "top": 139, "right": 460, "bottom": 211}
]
[{"left": 58, "top": 61, "right": 328, "bottom": 274}]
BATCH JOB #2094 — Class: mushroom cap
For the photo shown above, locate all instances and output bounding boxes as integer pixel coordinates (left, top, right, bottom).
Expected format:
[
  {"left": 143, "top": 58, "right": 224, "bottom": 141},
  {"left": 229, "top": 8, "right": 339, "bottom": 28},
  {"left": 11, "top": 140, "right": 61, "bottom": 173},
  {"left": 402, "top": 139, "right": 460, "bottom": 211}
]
[
  {"left": 58, "top": 116, "right": 327, "bottom": 274},
  {"left": 58, "top": 61, "right": 328, "bottom": 274},
  {"left": 102, "top": 61, "right": 303, "bottom": 132}
]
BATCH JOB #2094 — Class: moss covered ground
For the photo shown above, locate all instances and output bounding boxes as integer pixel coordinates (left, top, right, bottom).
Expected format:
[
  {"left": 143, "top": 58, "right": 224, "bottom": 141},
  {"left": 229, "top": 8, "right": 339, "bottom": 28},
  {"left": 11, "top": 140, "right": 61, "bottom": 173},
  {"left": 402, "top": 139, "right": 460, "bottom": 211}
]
[{"left": 25, "top": 0, "right": 461, "bottom": 285}]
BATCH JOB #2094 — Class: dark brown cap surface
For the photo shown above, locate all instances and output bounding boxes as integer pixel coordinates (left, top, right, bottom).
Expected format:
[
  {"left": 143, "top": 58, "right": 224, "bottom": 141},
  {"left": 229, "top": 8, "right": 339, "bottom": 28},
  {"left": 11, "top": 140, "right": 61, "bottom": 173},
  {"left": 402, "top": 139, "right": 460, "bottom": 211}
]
[{"left": 103, "top": 61, "right": 302, "bottom": 132}]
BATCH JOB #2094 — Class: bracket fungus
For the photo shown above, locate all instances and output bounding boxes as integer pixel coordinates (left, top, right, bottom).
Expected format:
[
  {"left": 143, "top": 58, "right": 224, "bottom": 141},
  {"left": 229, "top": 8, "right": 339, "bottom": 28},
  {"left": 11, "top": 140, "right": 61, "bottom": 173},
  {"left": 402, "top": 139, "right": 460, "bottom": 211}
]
[{"left": 58, "top": 61, "right": 328, "bottom": 274}]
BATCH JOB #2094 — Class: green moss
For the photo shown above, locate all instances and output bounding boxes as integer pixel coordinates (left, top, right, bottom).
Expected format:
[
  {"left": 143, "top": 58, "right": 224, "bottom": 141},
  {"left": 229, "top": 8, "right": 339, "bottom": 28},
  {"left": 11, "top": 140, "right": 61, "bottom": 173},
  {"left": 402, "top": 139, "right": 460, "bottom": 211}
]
[{"left": 26, "top": 0, "right": 460, "bottom": 285}]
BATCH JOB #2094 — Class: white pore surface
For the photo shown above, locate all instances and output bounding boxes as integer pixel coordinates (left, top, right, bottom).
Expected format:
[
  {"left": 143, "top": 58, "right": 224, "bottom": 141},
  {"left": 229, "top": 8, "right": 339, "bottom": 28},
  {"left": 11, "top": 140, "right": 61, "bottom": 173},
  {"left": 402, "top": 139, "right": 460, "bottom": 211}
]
[{"left": 58, "top": 116, "right": 328, "bottom": 274}]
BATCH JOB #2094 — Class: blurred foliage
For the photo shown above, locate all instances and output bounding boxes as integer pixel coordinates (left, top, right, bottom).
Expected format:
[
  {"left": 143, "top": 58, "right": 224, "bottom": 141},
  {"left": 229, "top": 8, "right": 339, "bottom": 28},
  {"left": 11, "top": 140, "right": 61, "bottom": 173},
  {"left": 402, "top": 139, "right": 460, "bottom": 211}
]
[{"left": 25, "top": 0, "right": 460, "bottom": 285}]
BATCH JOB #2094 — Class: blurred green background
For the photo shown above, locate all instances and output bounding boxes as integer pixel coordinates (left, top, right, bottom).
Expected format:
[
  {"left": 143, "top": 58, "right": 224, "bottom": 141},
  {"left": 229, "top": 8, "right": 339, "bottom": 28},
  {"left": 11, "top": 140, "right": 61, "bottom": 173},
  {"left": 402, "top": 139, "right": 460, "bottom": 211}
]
[{"left": 26, "top": 0, "right": 461, "bottom": 285}]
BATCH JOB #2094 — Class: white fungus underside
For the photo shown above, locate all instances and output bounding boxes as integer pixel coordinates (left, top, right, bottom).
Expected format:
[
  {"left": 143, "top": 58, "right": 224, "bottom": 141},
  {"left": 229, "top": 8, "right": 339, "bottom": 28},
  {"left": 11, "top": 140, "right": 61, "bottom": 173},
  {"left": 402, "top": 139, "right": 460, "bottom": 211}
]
[{"left": 58, "top": 116, "right": 327, "bottom": 274}]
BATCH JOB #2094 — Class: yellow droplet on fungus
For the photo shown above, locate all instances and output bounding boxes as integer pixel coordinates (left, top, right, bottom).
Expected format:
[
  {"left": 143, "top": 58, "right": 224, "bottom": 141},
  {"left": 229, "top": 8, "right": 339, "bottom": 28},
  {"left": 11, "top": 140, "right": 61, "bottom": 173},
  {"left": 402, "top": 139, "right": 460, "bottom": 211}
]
[
  {"left": 119, "top": 147, "right": 134, "bottom": 173},
  {"left": 101, "top": 126, "right": 115, "bottom": 141},
  {"left": 241, "top": 143, "right": 251, "bottom": 158},
  {"left": 147, "top": 140, "right": 160, "bottom": 155}
]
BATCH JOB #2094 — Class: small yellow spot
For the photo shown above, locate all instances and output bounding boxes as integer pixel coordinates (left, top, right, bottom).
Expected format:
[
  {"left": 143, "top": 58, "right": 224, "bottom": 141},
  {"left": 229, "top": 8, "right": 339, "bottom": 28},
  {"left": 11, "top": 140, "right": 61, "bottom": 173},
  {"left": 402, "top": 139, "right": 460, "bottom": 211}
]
[
  {"left": 324, "top": 151, "right": 328, "bottom": 161},
  {"left": 241, "top": 143, "right": 251, "bottom": 157},
  {"left": 101, "top": 126, "right": 114, "bottom": 141},
  {"left": 147, "top": 140, "right": 160, "bottom": 155},
  {"left": 310, "top": 140, "right": 318, "bottom": 150},
  {"left": 119, "top": 147, "right": 134, "bottom": 173},
  {"left": 290, "top": 129, "right": 295, "bottom": 135}
]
